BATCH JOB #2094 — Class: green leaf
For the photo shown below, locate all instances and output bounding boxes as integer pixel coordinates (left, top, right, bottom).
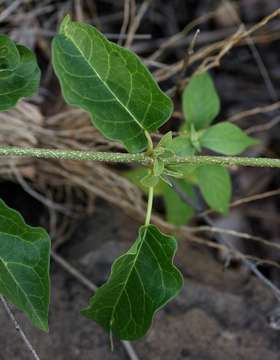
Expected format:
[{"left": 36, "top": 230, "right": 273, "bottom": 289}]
[
  {"left": 0, "top": 35, "right": 40, "bottom": 111},
  {"left": 52, "top": 16, "right": 173, "bottom": 153},
  {"left": 153, "top": 158, "right": 164, "bottom": 177},
  {"left": 156, "top": 148, "right": 175, "bottom": 159},
  {"left": 157, "top": 131, "right": 173, "bottom": 149},
  {"left": 0, "top": 35, "right": 19, "bottom": 77},
  {"left": 81, "top": 224, "right": 183, "bottom": 340},
  {"left": 182, "top": 71, "right": 220, "bottom": 130},
  {"left": 0, "top": 199, "right": 50, "bottom": 331},
  {"left": 178, "top": 164, "right": 199, "bottom": 182},
  {"left": 160, "top": 175, "right": 173, "bottom": 187},
  {"left": 163, "top": 168, "right": 183, "bottom": 178},
  {"left": 196, "top": 165, "right": 231, "bottom": 214},
  {"left": 140, "top": 172, "right": 160, "bottom": 188},
  {"left": 190, "top": 124, "right": 202, "bottom": 152},
  {"left": 167, "top": 135, "right": 195, "bottom": 157},
  {"left": 163, "top": 180, "right": 194, "bottom": 226},
  {"left": 123, "top": 167, "right": 165, "bottom": 196},
  {"left": 166, "top": 135, "right": 198, "bottom": 180},
  {"left": 201, "top": 122, "right": 258, "bottom": 155}
]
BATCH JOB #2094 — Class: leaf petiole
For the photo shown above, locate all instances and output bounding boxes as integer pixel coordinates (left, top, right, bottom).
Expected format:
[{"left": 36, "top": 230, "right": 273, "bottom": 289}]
[
  {"left": 145, "top": 130, "right": 154, "bottom": 155},
  {"left": 145, "top": 186, "right": 154, "bottom": 226}
]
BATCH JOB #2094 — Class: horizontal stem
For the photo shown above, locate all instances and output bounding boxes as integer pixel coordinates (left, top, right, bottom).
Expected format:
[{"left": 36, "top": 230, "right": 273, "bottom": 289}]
[
  {"left": 165, "top": 155, "right": 280, "bottom": 168},
  {"left": 0, "top": 147, "right": 151, "bottom": 165},
  {"left": 0, "top": 146, "right": 280, "bottom": 168}
]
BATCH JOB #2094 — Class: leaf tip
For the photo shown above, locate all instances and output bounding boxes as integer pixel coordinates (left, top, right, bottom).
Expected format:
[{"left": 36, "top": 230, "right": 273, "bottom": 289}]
[
  {"left": 80, "top": 309, "right": 88, "bottom": 321},
  {"left": 39, "top": 322, "right": 49, "bottom": 333},
  {"left": 60, "top": 14, "right": 71, "bottom": 33},
  {"left": 248, "top": 135, "right": 259, "bottom": 146}
]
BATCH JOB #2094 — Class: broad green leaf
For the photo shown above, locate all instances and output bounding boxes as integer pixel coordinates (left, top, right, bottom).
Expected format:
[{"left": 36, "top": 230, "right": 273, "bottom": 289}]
[
  {"left": 182, "top": 71, "right": 220, "bottom": 130},
  {"left": 0, "top": 35, "right": 19, "bottom": 77},
  {"left": 0, "top": 35, "right": 40, "bottom": 111},
  {"left": 0, "top": 199, "right": 50, "bottom": 331},
  {"left": 201, "top": 122, "right": 258, "bottom": 155},
  {"left": 163, "top": 180, "right": 194, "bottom": 226},
  {"left": 196, "top": 165, "right": 231, "bottom": 214},
  {"left": 81, "top": 224, "right": 183, "bottom": 340},
  {"left": 52, "top": 16, "right": 173, "bottom": 153}
]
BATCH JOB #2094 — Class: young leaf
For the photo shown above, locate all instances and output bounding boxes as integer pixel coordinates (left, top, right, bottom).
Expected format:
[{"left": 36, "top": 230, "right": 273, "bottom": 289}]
[
  {"left": 163, "top": 168, "right": 183, "bottom": 178},
  {"left": 81, "top": 224, "right": 183, "bottom": 340},
  {"left": 178, "top": 164, "right": 199, "bottom": 182},
  {"left": 190, "top": 124, "right": 202, "bottom": 152},
  {"left": 52, "top": 16, "right": 173, "bottom": 153},
  {"left": 165, "top": 135, "right": 198, "bottom": 180},
  {"left": 182, "top": 71, "right": 220, "bottom": 130},
  {"left": 153, "top": 158, "right": 164, "bottom": 177},
  {"left": 160, "top": 175, "right": 173, "bottom": 187},
  {"left": 167, "top": 135, "right": 195, "bottom": 157},
  {"left": 140, "top": 172, "right": 160, "bottom": 188},
  {"left": 0, "top": 199, "right": 50, "bottom": 331},
  {"left": 201, "top": 122, "right": 258, "bottom": 155},
  {"left": 123, "top": 167, "right": 165, "bottom": 196},
  {"left": 196, "top": 165, "right": 231, "bottom": 214},
  {"left": 163, "top": 180, "right": 194, "bottom": 226},
  {"left": 0, "top": 35, "right": 40, "bottom": 111},
  {"left": 157, "top": 131, "right": 173, "bottom": 149}
]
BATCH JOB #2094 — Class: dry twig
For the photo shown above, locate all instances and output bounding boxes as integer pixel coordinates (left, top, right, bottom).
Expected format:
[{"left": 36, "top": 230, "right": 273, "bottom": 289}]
[{"left": 0, "top": 296, "right": 41, "bottom": 360}]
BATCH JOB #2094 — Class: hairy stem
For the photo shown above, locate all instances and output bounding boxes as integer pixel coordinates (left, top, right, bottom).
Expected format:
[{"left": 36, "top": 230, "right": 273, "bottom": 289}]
[
  {"left": 165, "top": 155, "right": 280, "bottom": 168},
  {"left": 0, "top": 147, "right": 152, "bottom": 165},
  {"left": 145, "top": 187, "right": 154, "bottom": 226},
  {"left": 0, "top": 147, "right": 280, "bottom": 168}
]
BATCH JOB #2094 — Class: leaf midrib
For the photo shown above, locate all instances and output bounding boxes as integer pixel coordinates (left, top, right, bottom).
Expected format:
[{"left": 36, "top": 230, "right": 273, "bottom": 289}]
[
  {"left": 63, "top": 26, "right": 145, "bottom": 132},
  {"left": 0, "top": 256, "right": 45, "bottom": 330},
  {"left": 109, "top": 226, "right": 149, "bottom": 330}
]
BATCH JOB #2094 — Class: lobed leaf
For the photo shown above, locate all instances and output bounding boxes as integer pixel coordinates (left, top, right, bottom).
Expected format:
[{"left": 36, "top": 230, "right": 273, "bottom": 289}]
[
  {"left": 182, "top": 71, "right": 220, "bottom": 130},
  {"left": 52, "top": 16, "right": 173, "bottom": 153},
  {"left": 81, "top": 224, "right": 183, "bottom": 340},
  {"left": 201, "top": 122, "right": 257, "bottom": 155},
  {"left": 196, "top": 165, "right": 231, "bottom": 214},
  {"left": 0, "top": 199, "right": 51, "bottom": 331},
  {"left": 0, "top": 35, "right": 40, "bottom": 111}
]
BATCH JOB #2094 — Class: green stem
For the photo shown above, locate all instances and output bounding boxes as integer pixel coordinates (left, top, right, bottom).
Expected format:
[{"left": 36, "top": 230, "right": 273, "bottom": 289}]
[
  {"left": 0, "top": 146, "right": 280, "bottom": 168},
  {"left": 0, "top": 147, "right": 152, "bottom": 165},
  {"left": 145, "top": 187, "right": 154, "bottom": 226},
  {"left": 165, "top": 155, "right": 280, "bottom": 168}
]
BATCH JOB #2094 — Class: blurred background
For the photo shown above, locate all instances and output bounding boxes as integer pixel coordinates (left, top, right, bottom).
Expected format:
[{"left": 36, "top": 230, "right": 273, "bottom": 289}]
[{"left": 0, "top": 0, "right": 280, "bottom": 359}]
